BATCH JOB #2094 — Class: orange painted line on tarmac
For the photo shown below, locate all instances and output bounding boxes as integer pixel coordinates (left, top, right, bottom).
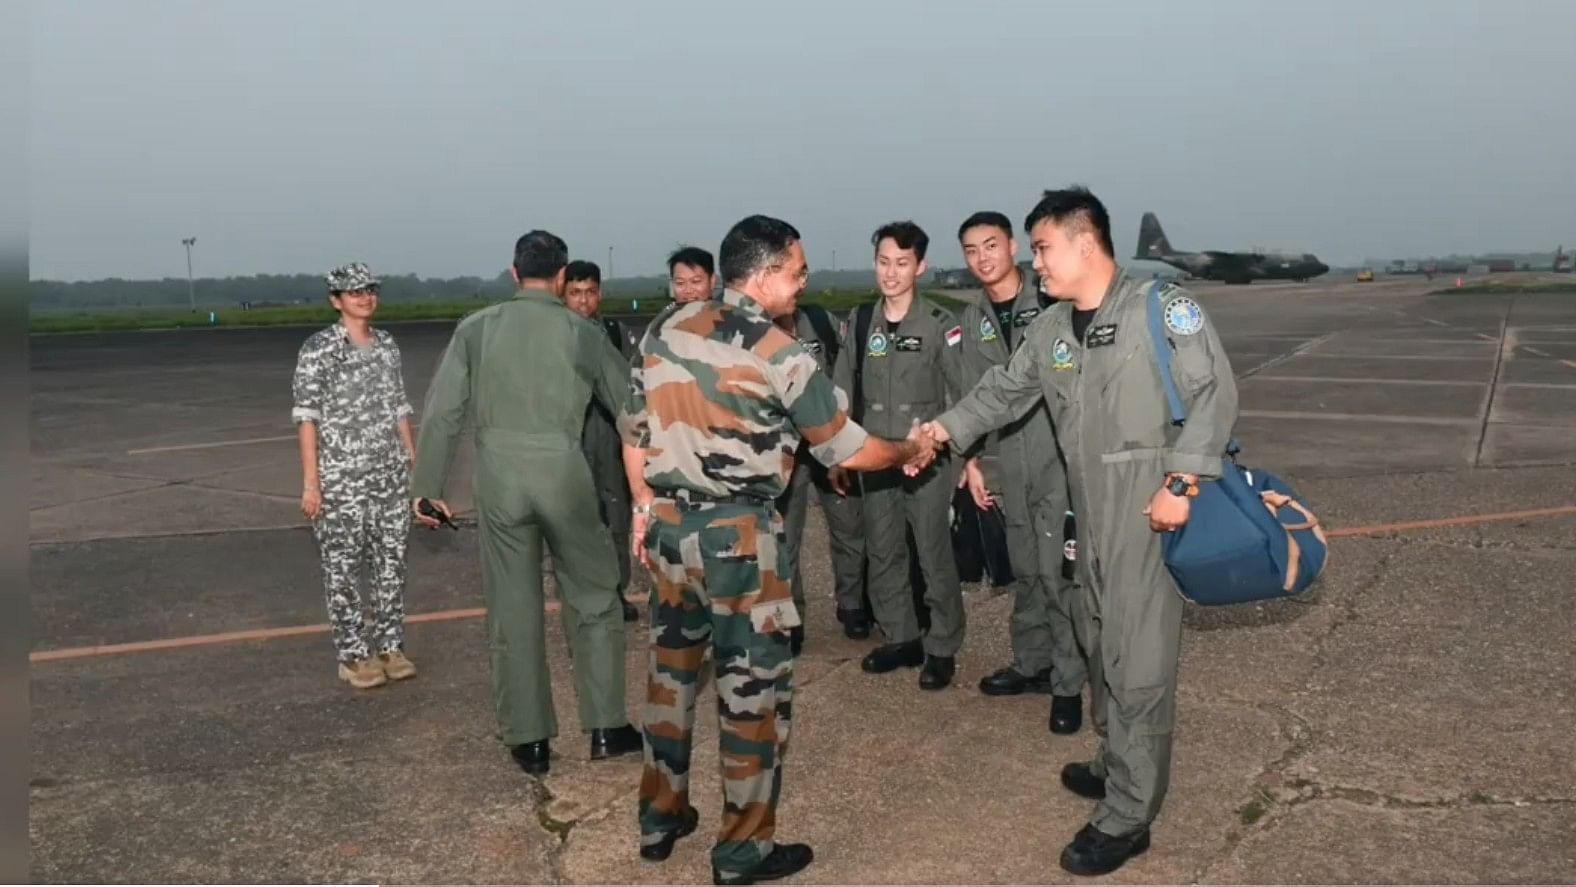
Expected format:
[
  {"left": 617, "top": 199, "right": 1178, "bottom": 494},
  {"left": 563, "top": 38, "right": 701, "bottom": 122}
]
[
  {"left": 1326, "top": 505, "right": 1576, "bottom": 538},
  {"left": 31, "top": 603, "right": 553, "bottom": 663},
  {"left": 30, "top": 506, "right": 1576, "bottom": 664}
]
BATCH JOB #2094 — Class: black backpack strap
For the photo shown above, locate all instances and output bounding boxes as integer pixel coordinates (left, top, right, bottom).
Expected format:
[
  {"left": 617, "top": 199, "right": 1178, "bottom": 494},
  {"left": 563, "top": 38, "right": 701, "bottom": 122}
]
[
  {"left": 803, "top": 305, "right": 840, "bottom": 368},
  {"left": 851, "top": 302, "right": 875, "bottom": 423}
]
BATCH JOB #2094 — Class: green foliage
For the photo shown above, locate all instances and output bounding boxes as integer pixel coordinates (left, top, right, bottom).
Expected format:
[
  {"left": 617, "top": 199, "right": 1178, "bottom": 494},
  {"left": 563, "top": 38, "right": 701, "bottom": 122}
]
[{"left": 30, "top": 289, "right": 968, "bottom": 334}]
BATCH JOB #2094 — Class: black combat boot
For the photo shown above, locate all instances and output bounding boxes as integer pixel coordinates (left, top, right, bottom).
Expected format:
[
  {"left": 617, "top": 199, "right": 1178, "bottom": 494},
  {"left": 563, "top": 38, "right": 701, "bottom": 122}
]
[
  {"left": 639, "top": 806, "right": 699, "bottom": 862},
  {"left": 510, "top": 740, "right": 550, "bottom": 776},
  {"left": 836, "top": 607, "right": 871, "bottom": 640},
  {"left": 978, "top": 666, "right": 1054, "bottom": 696},
  {"left": 1059, "top": 761, "right": 1106, "bottom": 799},
  {"left": 713, "top": 842, "right": 814, "bottom": 885},
  {"left": 860, "top": 639, "right": 924, "bottom": 673},
  {"left": 1050, "top": 693, "right": 1083, "bottom": 734},
  {"left": 918, "top": 654, "right": 955, "bottom": 690},
  {"left": 589, "top": 724, "right": 643, "bottom": 760},
  {"left": 1058, "top": 823, "right": 1150, "bottom": 876}
]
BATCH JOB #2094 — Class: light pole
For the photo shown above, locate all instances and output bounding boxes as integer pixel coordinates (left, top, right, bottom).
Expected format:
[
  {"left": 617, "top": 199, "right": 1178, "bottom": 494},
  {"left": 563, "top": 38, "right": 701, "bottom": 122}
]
[
  {"left": 181, "top": 237, "right": 197, "bottom": 311},
  {"left": 607, "top": 245, "right": 614, "bottom": 284}
]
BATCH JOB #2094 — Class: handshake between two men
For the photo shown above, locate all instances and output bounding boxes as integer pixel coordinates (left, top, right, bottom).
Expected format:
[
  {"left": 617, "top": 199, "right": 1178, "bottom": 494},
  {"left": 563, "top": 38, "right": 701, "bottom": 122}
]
[{"left": 901, "top": 418, "right": 949, "bottom": 477}]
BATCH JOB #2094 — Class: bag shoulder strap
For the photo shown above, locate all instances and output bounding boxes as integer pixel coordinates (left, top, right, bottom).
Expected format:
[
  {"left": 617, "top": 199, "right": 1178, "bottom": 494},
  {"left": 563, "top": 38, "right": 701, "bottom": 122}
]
[
  {"left": 803, "top": 304, "right": 840, "bottom": 367},
  {"left": 851, "top": 302, "right": 875, "bottom": 421},
  {"left": 1144, "top": 281, "right": 1187, "bottom": 426}
]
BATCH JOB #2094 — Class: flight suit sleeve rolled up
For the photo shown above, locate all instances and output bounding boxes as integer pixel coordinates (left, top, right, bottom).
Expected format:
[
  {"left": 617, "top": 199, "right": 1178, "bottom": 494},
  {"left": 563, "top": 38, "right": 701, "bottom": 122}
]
[
  {"left": 773, "top": 342, "right": 869, "bottom": 467},
  {"left": 290, "top": 338, "right": 324, "bottom": 424},
  {"left": 389, "top": 338, "right": 415, "bottom": 418},
  {"left": 410, "top": 321, "right": 473, "bottom": 499},
  {"left": 935, "top": 331, "right": 1045, "bottom": 455},
  {"left": 1162, "top": 300, "right": 1239, "bottom": 479}
]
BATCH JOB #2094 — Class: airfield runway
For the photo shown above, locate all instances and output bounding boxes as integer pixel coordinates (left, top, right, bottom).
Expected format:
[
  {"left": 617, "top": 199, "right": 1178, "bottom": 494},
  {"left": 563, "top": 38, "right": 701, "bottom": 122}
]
[{"left": 28, "top": 275, "right": 1576, "bottom": 883}]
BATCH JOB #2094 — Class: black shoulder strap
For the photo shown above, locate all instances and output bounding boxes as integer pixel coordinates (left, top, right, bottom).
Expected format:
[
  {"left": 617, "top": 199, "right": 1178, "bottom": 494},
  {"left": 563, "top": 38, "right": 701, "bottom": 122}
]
[
  {"left": 803, "top": 305, "right": 839, "bottom": 367},
  {"left": 851, "top": 301, "right": 875, "bottom": 422}
]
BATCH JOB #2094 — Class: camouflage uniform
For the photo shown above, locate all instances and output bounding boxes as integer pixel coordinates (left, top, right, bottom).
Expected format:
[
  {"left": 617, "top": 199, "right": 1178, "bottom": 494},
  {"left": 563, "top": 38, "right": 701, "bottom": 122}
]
[
  {"left": 291, "top": 320, "right": 414, "bottom": 664},
  {"left": 621, "top": 289, "right": 868, "bottom": 880}
]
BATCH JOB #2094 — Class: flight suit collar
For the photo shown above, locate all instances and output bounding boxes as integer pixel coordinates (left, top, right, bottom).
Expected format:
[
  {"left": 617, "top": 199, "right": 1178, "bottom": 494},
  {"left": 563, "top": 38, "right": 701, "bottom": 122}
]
[
  {"left": 514, "top": 286, "right": 560, "bottom": 306},
  {"left": 1079, "top": 267, "right": 1145, "bottom": 393},
  {"left": 972, "top": 268, "right": 1045, "bottom": 360}
]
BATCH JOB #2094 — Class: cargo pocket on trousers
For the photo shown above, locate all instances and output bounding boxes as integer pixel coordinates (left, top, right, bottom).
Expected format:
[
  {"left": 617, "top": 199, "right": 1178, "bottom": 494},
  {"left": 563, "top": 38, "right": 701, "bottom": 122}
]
[
  {"left": 748, "top": 598, "right": 802, "bottom": 636},
  {"left": 746, "top": 598, "right": 798, "bottom": 694}
]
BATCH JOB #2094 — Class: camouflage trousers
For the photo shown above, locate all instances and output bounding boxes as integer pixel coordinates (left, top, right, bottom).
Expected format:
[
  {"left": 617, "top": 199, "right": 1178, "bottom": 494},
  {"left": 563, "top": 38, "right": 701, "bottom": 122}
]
[
  {"left": 638, "top": 495, "right": 798, "bottom": 880},
  {"left": 311, "top": 461, "right": 411, "bottom": 663}
]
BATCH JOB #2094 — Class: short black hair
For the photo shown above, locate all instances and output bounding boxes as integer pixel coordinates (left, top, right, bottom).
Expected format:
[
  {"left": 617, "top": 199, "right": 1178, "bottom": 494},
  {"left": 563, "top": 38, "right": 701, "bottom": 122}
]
[
  {"left": 667, "top": 245, "right": 715, "bottom": 277},
  {"left": 719, "top": 215, "right": 802, "bottom": 285},
  {"left": 1024, "top": 186, "right": 1115, "bottom": 258},
  {"left": 872, "top": 220, "right": 929, "bottom": 261},
  {"left": 564, "top": 260, "right": 601, "bottom": 285},
  {"left": 958, "top": 211, "right": 1013, "bottom": 242},
  {"left": 513, "top": 229, "right": 569, "bottom": 280}
]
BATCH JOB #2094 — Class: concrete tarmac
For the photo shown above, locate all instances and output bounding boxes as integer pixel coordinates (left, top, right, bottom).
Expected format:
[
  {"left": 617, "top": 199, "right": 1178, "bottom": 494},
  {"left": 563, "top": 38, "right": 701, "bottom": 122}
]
[{"left": 29, "top": 274, "right": 1576, "bottom": 883}]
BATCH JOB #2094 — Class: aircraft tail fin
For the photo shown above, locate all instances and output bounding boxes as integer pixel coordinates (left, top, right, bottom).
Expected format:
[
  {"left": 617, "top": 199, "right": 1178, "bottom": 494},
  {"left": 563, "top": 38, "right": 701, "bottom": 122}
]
[{"left": 1136, "top": 212, "right": 1174, "bottom": 259}]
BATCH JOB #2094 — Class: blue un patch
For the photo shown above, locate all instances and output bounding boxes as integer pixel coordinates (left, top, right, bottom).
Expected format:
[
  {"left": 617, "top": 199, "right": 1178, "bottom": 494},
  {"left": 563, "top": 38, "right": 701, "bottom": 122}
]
[{"left": 1163, "top": 296, "right": 1204, "bottom": 336}]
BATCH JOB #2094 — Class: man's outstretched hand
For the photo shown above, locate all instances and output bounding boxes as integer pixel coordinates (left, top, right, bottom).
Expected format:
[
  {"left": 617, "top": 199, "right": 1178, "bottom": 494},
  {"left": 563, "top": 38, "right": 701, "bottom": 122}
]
[{"left": 901, "top": 419, "right": 944, "bottom": 476}]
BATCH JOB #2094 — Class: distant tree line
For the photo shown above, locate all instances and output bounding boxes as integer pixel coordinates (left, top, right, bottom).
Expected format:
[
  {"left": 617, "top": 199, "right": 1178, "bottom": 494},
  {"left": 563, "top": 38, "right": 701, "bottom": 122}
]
[{"left": 31, "top": 266, "right": 932, "bottom": 312}]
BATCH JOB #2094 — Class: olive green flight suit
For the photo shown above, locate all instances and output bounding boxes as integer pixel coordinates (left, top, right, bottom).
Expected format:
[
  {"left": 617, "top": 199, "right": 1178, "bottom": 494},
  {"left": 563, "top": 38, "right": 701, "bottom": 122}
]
[
  {"left": 956, "top": 271, "right": 1087, "bottom": 695},
  {"left": 581, "top": 315, "right": 637, "bottom": 601},
  {"left": 937, "top": 270, "right": 1238, "bottom": 836},
  {"left": 775, "top": 304, "right": 866, "bottom": 616},
  {"left": 832, "top": 296, "right": 967, "bottom": 657},
  {"left": 412, "top": 287, "right": 634, "bottom": 747}
]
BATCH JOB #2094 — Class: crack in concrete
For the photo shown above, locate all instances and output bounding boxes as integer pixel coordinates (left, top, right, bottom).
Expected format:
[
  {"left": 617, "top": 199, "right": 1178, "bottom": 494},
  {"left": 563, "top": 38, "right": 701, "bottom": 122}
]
[
  {"left": 1275, "top": 779, "right": 1576, "bottom": 811},
  {"left": 530, "top": 780, "right": 574, "bottom": 883},
  {"left": 1194, "top": 548, "right": 1397, "bottom": 884}
]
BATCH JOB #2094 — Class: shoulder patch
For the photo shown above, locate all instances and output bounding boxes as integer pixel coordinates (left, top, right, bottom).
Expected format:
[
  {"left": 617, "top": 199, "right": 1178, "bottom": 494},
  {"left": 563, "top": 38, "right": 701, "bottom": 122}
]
[
  {"left": 944, "top": 325, "right": 963, "bottom": 347},
  {"left": 1163, "top": 295, "right": 1204, "bottom": 336}
]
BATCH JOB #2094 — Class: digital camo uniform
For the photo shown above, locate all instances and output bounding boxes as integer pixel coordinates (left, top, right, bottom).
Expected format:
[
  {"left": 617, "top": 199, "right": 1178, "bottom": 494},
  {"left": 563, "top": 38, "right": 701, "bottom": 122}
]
[
  {"left": 774, "top": 304, "right": 865, "bottom": 621},
  {"left": 621, "top": 289, "right": 868, "bottom": 880},
  {"left": 831, "top": 296, "right": 967, "bottom": 658},
  {"left": 581, "top": 315, "right": 639, "bottom": 605},
  {"left": 936, "top": 270, "right": 1238, "bottom": 838},
  {"left": 291, "top": 275, "right": 414, "bottom": 664},
  {"left": 956, "top": 272, "right": 1088, "bottom": 698}
]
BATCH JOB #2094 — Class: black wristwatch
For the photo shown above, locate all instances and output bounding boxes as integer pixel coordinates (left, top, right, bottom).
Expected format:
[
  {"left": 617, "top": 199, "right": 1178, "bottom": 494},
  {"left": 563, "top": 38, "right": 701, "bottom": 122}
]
[{"left": 1164, "top": 475, "right": 1196, "bottom": 497}]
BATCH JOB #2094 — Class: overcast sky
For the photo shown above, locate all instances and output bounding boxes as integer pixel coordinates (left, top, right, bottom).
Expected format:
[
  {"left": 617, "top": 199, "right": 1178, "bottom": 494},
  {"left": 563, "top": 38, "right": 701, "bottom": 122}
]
[{"left": 29, "top": 0, "right": 1576, "bottom": 282}]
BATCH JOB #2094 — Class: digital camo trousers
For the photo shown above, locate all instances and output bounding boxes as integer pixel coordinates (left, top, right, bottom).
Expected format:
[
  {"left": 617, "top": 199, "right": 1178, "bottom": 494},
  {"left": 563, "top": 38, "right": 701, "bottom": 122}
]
[
  {"left": 312, "top": 461, "right": 411, "bottom": 663},
  {"left": 638, "top": 498, "right": 798, "bottom": 880}
]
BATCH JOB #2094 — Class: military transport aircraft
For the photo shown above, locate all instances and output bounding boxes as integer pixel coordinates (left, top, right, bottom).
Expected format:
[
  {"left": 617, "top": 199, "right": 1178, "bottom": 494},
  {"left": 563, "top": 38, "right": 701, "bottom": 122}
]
[{"left": 1135, "top": 212, "right": 1329, "bottom": 284}]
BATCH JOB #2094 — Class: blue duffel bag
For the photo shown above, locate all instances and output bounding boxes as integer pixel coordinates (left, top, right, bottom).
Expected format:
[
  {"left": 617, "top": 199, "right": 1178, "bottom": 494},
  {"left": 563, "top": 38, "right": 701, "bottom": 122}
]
[{"left": 1145, "top": 283, "right": 1329, "bottom": 605}]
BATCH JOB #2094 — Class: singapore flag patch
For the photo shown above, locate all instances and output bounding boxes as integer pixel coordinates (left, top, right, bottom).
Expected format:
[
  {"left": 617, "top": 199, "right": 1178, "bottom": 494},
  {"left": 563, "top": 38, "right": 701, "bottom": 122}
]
[{"left": 944, "top": 325, "right": 963, "bottom": 347}]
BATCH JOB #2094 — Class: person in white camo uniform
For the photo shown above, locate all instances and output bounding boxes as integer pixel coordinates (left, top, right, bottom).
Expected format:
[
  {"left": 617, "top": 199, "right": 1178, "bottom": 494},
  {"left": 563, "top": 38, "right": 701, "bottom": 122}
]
[{"left": 292, "top": 262, "right": 420, "bottom": 690}]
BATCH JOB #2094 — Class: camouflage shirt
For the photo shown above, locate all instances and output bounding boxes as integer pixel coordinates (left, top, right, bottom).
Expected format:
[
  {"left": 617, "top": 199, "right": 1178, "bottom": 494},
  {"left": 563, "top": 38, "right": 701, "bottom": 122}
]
[
  {"left": 619, "top": 288, "right": 869, "bottom": 501},
  {"left": 291, "top": 323, "right": 413, "bottom": 468}
]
